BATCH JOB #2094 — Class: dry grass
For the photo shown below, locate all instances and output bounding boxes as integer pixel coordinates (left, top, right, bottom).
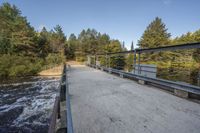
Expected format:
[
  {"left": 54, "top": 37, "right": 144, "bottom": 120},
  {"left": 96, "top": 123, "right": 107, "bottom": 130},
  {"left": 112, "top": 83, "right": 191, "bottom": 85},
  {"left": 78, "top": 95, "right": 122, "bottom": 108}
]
[{"left": 38, "top": 65, "right": 63, "bottom": 77}]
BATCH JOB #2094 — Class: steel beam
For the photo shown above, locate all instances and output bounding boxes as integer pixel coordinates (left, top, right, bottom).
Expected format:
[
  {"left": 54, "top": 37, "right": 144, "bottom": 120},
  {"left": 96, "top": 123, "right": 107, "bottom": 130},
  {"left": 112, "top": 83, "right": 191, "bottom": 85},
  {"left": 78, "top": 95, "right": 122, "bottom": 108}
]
[{"left": 94, "top": 42, "right": 200, "bottom": 56}]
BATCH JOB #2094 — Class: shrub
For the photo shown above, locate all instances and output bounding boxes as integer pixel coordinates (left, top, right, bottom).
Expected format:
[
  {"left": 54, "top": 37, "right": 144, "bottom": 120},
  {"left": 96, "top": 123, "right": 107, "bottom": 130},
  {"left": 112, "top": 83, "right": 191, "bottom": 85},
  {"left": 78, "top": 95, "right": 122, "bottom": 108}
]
[{"left": 0, "top": 54, "right": 44, "bottom": 78}]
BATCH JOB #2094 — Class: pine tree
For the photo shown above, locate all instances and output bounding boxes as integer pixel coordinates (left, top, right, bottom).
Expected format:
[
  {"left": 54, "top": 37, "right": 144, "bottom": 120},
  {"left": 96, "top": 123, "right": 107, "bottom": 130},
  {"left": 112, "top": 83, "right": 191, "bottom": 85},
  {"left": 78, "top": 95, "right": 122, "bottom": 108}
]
[
  {"left": 138, "top": 17, "right": 171, "bottom": 48},
  {"left": 131, "top": 41, "right": 134, "bottom": 50},
  {"left": 37, "top": 27, "right": 50, "bottom": 58},
  {"left": 0, "top": 3, "right": 36, "bottom": 55}
]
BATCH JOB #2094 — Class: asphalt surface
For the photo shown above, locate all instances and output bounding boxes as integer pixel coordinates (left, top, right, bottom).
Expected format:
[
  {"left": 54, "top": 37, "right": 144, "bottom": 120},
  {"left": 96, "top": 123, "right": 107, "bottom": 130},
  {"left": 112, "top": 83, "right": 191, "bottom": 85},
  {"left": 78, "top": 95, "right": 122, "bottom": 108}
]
[{"left": 68, "top": 65, "right": 200, "bottom": 133}]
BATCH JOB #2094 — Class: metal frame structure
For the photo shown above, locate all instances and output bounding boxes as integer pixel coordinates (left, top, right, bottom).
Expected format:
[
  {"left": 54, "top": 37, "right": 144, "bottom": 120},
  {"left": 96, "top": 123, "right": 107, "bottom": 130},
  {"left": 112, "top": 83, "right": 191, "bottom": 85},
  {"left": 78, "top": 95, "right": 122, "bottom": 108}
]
[
  {"left": 87, "top": 42, "right": 200, "bottom": 96},
  {"left": 94, "top": 42, "right": 200, "bottom": 74},
  {"left": 94, "top": 42, "right": 200, "bottom": 55}
]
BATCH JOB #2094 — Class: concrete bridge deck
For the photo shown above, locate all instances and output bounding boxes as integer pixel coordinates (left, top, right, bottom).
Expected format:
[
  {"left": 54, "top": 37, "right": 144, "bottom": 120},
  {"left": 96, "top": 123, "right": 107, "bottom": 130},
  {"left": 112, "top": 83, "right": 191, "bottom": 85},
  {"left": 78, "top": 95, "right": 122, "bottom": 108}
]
[{"left": 68, "top": 65, "right": 200, "bottom": 133}]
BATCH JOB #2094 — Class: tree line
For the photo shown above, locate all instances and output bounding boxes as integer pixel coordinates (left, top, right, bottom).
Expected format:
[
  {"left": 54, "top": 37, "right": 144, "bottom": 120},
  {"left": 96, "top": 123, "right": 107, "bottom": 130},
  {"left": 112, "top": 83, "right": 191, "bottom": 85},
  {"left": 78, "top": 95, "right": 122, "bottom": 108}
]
[
  {"left": 65, "top": 29, "right": 126, "bottom": 69},
  {"left": 0, "top": 3, "right": 66, "bottom": 78},
  {"left": 0, "top": 2, "right": 199, "bottom": 80},
  {"left": 65, "top": 17, "right": 200, "bottom": 71}
]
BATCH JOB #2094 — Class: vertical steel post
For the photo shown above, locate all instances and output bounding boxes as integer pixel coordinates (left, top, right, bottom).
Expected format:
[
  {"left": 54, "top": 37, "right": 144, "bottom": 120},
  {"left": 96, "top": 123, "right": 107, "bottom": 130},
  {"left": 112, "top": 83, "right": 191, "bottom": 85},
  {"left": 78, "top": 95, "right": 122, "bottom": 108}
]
[
  {"left": 138, "top": 53, "right": 140, "bottom": 74},
  {"left": 109, "top": 55, "right": 111, "bottom": 68},
  {"left": 96, "top": 55, "right": 98, "bottom": 68},
  {"left": 106, "top": 54, "right": 108, "bottom": 68},
  {"left": 133, "top": 50, "right": 136, "bottom": 74},
  {"left": 94, "top": 55, "right": 96, "bottom": 67},
  {"left": 198, "top": 72, "right": 200, "bottom": 87},
  {"left": 87, "top": 55, "right": 90, "bottom": 65}
]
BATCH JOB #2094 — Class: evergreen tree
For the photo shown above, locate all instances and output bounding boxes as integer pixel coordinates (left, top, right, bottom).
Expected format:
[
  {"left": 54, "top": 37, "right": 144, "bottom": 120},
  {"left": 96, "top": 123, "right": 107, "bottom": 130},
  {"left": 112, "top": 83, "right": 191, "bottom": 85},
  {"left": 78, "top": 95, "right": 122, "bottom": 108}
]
[
  {"left": 0, "top": 3, "right": 36, "bottom": 55},
  {"left": 37, "top": 27, "right": 50, "bottom": 58},
  {"left": 192, "top": 30, "right": 200, "bottom": 63},
  {"left": 50, "top": 25, "right": 66, "bottom": 53},
  {"left": 138, "top": 17, "right": 171, "bottom": 48},
  {"left": 108, "top": 40, "right": 126, "bottom": 69},
  {"left": 65, "top": 33, "right": 77, "bottom": 59},
  {"left": 131, "top": 41, "right": 134, "bottom": 50}
]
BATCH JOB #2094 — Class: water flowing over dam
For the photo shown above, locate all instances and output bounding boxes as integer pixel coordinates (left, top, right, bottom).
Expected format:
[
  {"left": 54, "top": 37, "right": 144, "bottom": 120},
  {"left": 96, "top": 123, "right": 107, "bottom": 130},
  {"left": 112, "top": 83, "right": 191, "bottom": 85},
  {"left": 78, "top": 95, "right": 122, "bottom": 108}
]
[{"left": 0, "top": 77, "right": 59, "bottom": 133}]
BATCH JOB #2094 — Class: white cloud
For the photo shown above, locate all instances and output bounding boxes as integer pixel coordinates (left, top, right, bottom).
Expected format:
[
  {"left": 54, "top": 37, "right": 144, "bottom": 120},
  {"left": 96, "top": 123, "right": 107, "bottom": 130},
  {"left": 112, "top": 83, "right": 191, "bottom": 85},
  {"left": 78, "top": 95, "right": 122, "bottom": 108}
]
[{"left": 162, "top": 0, "right": 172, "bottom": 5}]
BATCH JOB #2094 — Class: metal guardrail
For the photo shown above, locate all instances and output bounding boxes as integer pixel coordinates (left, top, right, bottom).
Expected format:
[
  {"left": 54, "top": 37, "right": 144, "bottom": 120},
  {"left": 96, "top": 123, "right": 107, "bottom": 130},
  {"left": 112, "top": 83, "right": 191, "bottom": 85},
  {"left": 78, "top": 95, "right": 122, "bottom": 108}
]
[
  {"left": 48, "top": 96, "right": 60, "bottom": 133},
  {"left": 88, "top": 42, "right": 200, "bottom": 97},
  {"left": 94, "top": 42, "right": 200, "bottom": 55},
  {"left": 89, "top": 64, "right": 200, "bottom": 95},
  {"left": 48, "top": 64, "right": 74, "bottom": 133},
  {"left": 65, "top": 64, "right": 74, "bottom": 133}
]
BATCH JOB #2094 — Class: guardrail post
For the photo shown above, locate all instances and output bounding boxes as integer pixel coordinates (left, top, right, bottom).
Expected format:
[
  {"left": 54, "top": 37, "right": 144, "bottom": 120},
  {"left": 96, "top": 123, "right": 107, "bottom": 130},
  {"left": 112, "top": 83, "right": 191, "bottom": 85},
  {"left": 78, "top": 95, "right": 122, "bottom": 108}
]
[
  {"left": 108, "top": 55, "right": 111, "bottom": 68},
  {"left": 138, "top": 52, "right": 141, "bottom": 74},
  {"left": 133, "top": 50, "right": 136, "bottom": 74},
  {"left": 106, "top": 54, "right": 108, "bottom": 68},
  {"left": 96, "top": 55, "right": 98, "bottom": 69},
  {"left": 198, "top": 72, "right": 200, "bottom": 87},
  {"left": 94, "top": 55, "right": 96, "bottom": 67},
  {"left": 120, "top": 72, "right": 124, "bottom": 78}
]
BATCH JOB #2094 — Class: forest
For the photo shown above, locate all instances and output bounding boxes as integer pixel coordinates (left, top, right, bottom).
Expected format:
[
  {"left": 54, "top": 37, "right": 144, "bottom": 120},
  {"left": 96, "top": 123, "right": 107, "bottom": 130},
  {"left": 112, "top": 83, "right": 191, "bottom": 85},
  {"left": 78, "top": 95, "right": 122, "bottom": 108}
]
[{"left": 0, "top": 2, "right": 200, "bottom": 84}]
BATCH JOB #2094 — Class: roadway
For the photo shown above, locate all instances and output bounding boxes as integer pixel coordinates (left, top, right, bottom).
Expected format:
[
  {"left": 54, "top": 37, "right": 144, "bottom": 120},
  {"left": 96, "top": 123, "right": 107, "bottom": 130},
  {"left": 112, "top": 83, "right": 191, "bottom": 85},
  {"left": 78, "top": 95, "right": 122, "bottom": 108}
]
[{"left": 68, "top": 65, "right": 200, "bottom": 133}]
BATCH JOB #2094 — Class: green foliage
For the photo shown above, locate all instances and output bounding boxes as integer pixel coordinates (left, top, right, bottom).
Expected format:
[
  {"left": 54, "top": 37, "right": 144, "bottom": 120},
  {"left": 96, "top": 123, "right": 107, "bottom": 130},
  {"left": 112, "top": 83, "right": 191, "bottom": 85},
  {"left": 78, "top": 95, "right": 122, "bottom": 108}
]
[
  {"left": 0, "top": 55, "right": 43, "bottom": 77},
  {"left": 126, "top": 54, "right": 134, "bottom": 71},
  {"left": 138, "top": 17, "right": 200, "bottom": 68},
  {"left": 110, "top": 55, "right": 126, "bottom": 70},
  {"left": 170, "top": 30, "right": 200, "bottom": 63},
  {"left": 65, "top": 34, "right": 77, "bottom": 59},
  {"left": 50, "top": 25, "right": 66, "bottom": 53},
  {"left": 0, "top": 2, "right": 36, "bottom": 56},
  {"left": 138, "top": 17, "right": 171, "bottom": 48},
  {"left": 37, "top": 27, "right": 50, "bottom": 58},
  {"left": 0, "top": 3, "right": 66, "bottom": 78},
  {"left": 107, "top": 40, "right": 126, "bottom": 69},
  {"left": 138, "top": 17, "right": 171, "bottom": 61},
  {"left": 45, "top": 53, "right": 65, "bottom": 66}
]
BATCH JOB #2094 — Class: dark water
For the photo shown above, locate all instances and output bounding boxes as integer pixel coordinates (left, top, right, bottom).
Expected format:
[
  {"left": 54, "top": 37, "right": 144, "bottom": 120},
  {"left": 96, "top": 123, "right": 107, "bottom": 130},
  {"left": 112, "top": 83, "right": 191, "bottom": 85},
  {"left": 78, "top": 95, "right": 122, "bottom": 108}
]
[{"left": 0, "top": 77, "right": 59, "bottom": 133}]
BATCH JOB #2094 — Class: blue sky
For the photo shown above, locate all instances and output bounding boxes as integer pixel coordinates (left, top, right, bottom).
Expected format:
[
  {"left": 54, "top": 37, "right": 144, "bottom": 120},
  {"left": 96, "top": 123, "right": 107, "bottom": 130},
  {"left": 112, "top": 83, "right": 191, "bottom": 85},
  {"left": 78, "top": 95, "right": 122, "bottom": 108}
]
[{"left": 1, "top": 0, "right": 200, "bottom": 49}]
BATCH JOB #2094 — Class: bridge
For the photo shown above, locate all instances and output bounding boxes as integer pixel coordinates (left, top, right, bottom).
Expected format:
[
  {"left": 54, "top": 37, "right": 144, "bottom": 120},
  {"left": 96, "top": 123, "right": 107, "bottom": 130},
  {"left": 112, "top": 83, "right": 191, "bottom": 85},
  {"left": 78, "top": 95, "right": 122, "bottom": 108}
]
[{"left": 48, "top": 43, "right": 200, "bottom": 133}]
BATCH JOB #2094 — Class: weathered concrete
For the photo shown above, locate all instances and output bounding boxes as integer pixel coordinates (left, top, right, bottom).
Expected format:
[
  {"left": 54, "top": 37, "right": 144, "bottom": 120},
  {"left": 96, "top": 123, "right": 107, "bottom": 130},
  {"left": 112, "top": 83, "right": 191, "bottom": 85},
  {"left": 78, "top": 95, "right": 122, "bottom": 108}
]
[
  {"left": 174, "top": 89, "right": 189, "bottom": 98},
  {"left": 119, "top": 73, "right": 124, "bottom": 78},
  {"left": 60, "top": 101, "right": 67, "bottom": 128},
  {"left": 68, "top": 65, "right": 200, "bottom": 133},
  {"left": 138, "top": 79, "right": 146, "bottom": 85}
]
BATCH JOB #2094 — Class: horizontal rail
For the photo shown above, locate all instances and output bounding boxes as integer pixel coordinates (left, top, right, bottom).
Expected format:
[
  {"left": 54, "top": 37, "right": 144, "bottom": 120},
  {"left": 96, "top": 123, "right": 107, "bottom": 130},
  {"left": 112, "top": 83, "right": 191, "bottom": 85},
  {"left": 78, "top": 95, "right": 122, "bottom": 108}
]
[
  {"left": 89, "top": 64, "right": 200, "bottom": 95},
  {"left": 136, "top": 42, "right": 200, "bottom": 53},
  {"left": 134, "top": 69, "right": 156, "bottom": 74},
  {"left": 94, "top": 42, "right": 200, "bottom": 56},
  {"left": 65, "top": 65, "right": 74, "bottom": 133},
  {"left": 48, "top": 64, "right": 74, "bottom": 133},
  {"left": 48, "top": 96, "right": 60, "bottom": 133}
]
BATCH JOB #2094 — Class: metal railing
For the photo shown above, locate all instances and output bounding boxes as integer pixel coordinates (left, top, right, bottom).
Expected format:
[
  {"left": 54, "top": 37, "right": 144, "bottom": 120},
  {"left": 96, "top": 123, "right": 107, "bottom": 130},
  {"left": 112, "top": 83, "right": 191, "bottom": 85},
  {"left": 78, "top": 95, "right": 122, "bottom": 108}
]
[
  {"left": 48, "top": 64, "right": 74, "bottom": 133},
  {"left": 87, "top": 42, "right": 200, "bottom": 97}
]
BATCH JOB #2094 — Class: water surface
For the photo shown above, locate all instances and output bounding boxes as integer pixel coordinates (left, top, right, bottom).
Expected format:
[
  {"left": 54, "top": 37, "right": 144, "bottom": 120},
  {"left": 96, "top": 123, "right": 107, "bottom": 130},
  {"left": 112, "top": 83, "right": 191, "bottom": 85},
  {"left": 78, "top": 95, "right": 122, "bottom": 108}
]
[{"left": 0, "top": 77, "right": 59, "bottom": 133}]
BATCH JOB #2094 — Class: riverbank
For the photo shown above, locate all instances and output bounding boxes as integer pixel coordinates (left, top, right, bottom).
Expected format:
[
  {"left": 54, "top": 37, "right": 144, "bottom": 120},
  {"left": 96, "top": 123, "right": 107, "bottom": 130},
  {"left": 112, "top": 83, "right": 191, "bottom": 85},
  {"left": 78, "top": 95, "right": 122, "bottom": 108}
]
[{"left": 38, "top": 65, "right": 63, "bottom": 77}]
